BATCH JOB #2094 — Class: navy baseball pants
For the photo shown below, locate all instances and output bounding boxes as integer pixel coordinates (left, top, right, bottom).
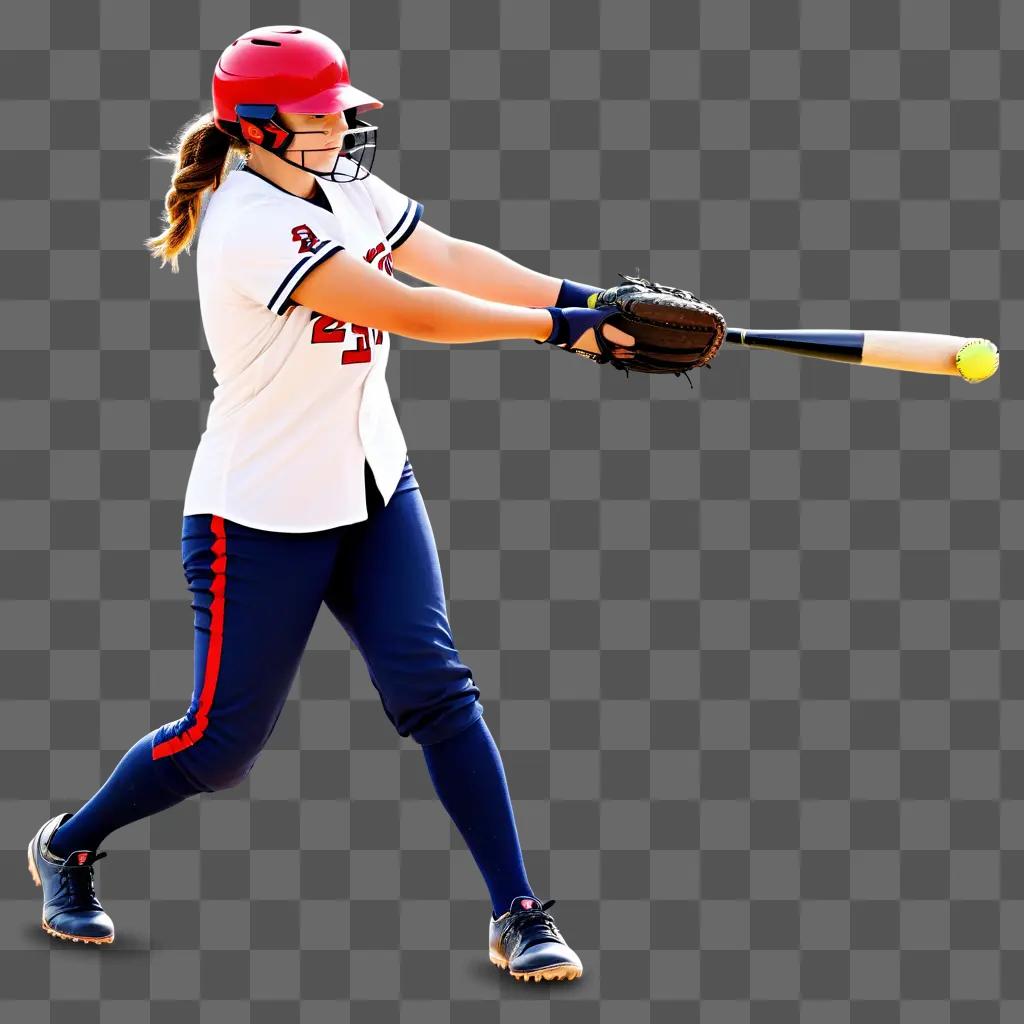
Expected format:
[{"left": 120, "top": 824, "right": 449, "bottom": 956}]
[
  {"left": 48, "top": 457, "right": 535, "bottom": 916},
  {"left": 156, "top": 455, "right": 483, "bottom": 790}
]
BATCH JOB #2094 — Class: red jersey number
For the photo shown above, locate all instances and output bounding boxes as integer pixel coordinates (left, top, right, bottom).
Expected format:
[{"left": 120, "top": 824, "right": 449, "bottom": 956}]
[
  {"left": 310, "top": 241, "right": 391, "bottom": 363},
  {"left": 311, "top": 317, "right": 382, "bottom": 364}
]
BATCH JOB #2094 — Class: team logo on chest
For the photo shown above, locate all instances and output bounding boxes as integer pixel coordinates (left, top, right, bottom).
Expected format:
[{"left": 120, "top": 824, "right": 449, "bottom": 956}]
[{"left": 291, "top": 224, "right": 328, "bottom": 254}]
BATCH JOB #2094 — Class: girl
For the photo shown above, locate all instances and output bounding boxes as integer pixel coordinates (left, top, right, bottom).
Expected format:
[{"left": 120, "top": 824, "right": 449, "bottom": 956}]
[{"left": 28, "top": 24, "right": 634, "bottom": 984}]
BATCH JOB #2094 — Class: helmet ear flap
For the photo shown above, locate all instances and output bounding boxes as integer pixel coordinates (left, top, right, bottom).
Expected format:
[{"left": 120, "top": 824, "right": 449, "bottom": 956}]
[{"left": 232, "top": 104, "right": 294, "bottom": 152}]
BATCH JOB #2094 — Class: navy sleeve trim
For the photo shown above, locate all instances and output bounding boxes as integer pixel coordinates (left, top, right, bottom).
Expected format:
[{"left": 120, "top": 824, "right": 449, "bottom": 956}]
[
  {"left": 267, "top": 243, "right": 345, "bottom": 316},
  {"left": 386, "top": 200, "right": 423, "bottom": 251}
]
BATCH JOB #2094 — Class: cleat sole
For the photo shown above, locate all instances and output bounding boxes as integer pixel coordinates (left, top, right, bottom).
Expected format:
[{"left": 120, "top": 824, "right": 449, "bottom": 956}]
[
  {"left": 489, "top": 950, "right": 582, "bottom": 982},
  {"left": 40, "top": 919, "right": 114, "bottom": 945}
]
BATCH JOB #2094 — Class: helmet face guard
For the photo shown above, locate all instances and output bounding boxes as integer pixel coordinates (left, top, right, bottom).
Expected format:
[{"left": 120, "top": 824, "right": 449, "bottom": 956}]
[{"left": 217, "top": 103, "right": 378, "bottom": 183}]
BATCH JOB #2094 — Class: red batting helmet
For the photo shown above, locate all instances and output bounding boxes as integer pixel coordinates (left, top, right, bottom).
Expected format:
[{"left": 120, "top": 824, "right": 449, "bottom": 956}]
[{"left": 212, "top": 25, "right": 382, "bottom": 182}]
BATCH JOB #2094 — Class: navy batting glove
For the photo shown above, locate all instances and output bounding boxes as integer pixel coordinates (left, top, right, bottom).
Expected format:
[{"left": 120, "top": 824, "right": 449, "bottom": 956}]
[
  {"left": 555, "top": 278, "right": 602, "bottom": 309},
  {"left": 539, "top": 305, "right": 618, "bottom": 349}
]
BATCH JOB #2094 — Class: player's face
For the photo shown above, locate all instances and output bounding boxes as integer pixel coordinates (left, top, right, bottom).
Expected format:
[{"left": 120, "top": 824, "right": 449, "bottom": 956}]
[{"left": 279, "top": 111, "right": 346, "bottom": 170}]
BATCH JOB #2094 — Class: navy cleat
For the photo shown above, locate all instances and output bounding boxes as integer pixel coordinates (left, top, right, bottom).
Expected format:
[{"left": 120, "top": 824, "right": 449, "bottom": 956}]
[
  {"left": 488, "top": 896, "right": 583, "bottom": 982},
  {"left": 27, "top": 812, "right": 115, "bottom": 945}
]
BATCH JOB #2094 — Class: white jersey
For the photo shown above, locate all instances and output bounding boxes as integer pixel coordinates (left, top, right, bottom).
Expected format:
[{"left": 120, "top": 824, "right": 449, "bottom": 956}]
[{"left": 184, "top": 160, "right": 423, "bottom": 532}]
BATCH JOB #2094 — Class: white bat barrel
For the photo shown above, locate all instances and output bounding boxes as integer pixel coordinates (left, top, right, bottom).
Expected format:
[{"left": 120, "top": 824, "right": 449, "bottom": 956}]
[
  {"left": 863, "top": 331, "right": 998, "bottom": 380},
  {"left": 728, "top": 329, "right": 999, "bottom": 382}
]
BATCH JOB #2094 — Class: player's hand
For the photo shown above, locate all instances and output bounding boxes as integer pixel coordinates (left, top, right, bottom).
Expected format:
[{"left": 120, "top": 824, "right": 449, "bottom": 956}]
[{"left": 562, "top": 323, "right": 635, "bottom": 360}]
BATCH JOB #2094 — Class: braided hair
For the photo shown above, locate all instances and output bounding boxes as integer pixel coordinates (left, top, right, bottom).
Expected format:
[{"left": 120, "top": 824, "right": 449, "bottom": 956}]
[{"left": 144, "top": 110, "right": 247, "bottom": 273}]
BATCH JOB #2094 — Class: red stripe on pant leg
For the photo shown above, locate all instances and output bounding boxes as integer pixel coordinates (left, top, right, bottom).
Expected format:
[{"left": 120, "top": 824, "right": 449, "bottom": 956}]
[{"left": 153, "top": 515, "right": 227, "bottom": 760}]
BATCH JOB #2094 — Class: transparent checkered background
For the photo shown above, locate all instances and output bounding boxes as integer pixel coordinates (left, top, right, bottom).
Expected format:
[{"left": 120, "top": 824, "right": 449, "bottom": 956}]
[{"left": 1, "top": 0, "right": 1021, "bottom": 1020}]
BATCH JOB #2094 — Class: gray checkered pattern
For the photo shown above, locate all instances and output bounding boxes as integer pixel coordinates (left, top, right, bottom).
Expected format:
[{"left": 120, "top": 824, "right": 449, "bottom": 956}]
[{"left": 1, "top": 0, "right": 1019, "bottom": 1019}]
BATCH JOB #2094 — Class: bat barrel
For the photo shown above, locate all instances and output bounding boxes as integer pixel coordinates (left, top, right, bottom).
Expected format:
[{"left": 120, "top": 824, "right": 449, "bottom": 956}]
[{"left": 723, "top": 328, "right": 999, "bottom": 380}]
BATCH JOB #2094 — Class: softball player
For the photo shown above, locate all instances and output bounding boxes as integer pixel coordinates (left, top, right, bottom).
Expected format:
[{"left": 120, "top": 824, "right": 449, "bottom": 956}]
[{"left": 28, "top": 25, "right": 634, "bottom": 983}]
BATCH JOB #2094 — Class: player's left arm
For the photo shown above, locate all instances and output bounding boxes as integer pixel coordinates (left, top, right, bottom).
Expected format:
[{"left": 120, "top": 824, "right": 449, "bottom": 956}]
[{"left": 391, "top": 221, "right": 562, "bottom": 307}]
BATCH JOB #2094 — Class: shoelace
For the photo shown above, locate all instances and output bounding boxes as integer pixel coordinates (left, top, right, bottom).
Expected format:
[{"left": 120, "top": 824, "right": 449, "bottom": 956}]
[
  {"left": 503, "top": 898, "right": 562, "bottom": 955},
  {"left": 59, "top": 852, "right": 107, "bottom": 908}
]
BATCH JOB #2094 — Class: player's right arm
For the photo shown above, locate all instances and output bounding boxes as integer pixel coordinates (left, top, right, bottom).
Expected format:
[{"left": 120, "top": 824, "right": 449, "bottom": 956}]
[{"left": 291, "top": 250, "right": 555, "bottom": 346}]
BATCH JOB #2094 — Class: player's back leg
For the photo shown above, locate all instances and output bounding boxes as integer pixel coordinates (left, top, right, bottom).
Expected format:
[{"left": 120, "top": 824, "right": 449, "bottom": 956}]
[{"left": 44, "top": 514, "right": 340, "bottom": 863}]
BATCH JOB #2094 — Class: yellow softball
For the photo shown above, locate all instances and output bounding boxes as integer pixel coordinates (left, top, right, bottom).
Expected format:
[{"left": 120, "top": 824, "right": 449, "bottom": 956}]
[{"left": 955, "top": 338, "right": 999, "bottom": 383}]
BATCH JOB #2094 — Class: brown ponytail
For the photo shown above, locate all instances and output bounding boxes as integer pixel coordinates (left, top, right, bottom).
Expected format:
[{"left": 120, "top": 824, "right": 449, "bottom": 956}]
[{"left": 144, "top": 110, "right": 248, "bottom": 273}]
